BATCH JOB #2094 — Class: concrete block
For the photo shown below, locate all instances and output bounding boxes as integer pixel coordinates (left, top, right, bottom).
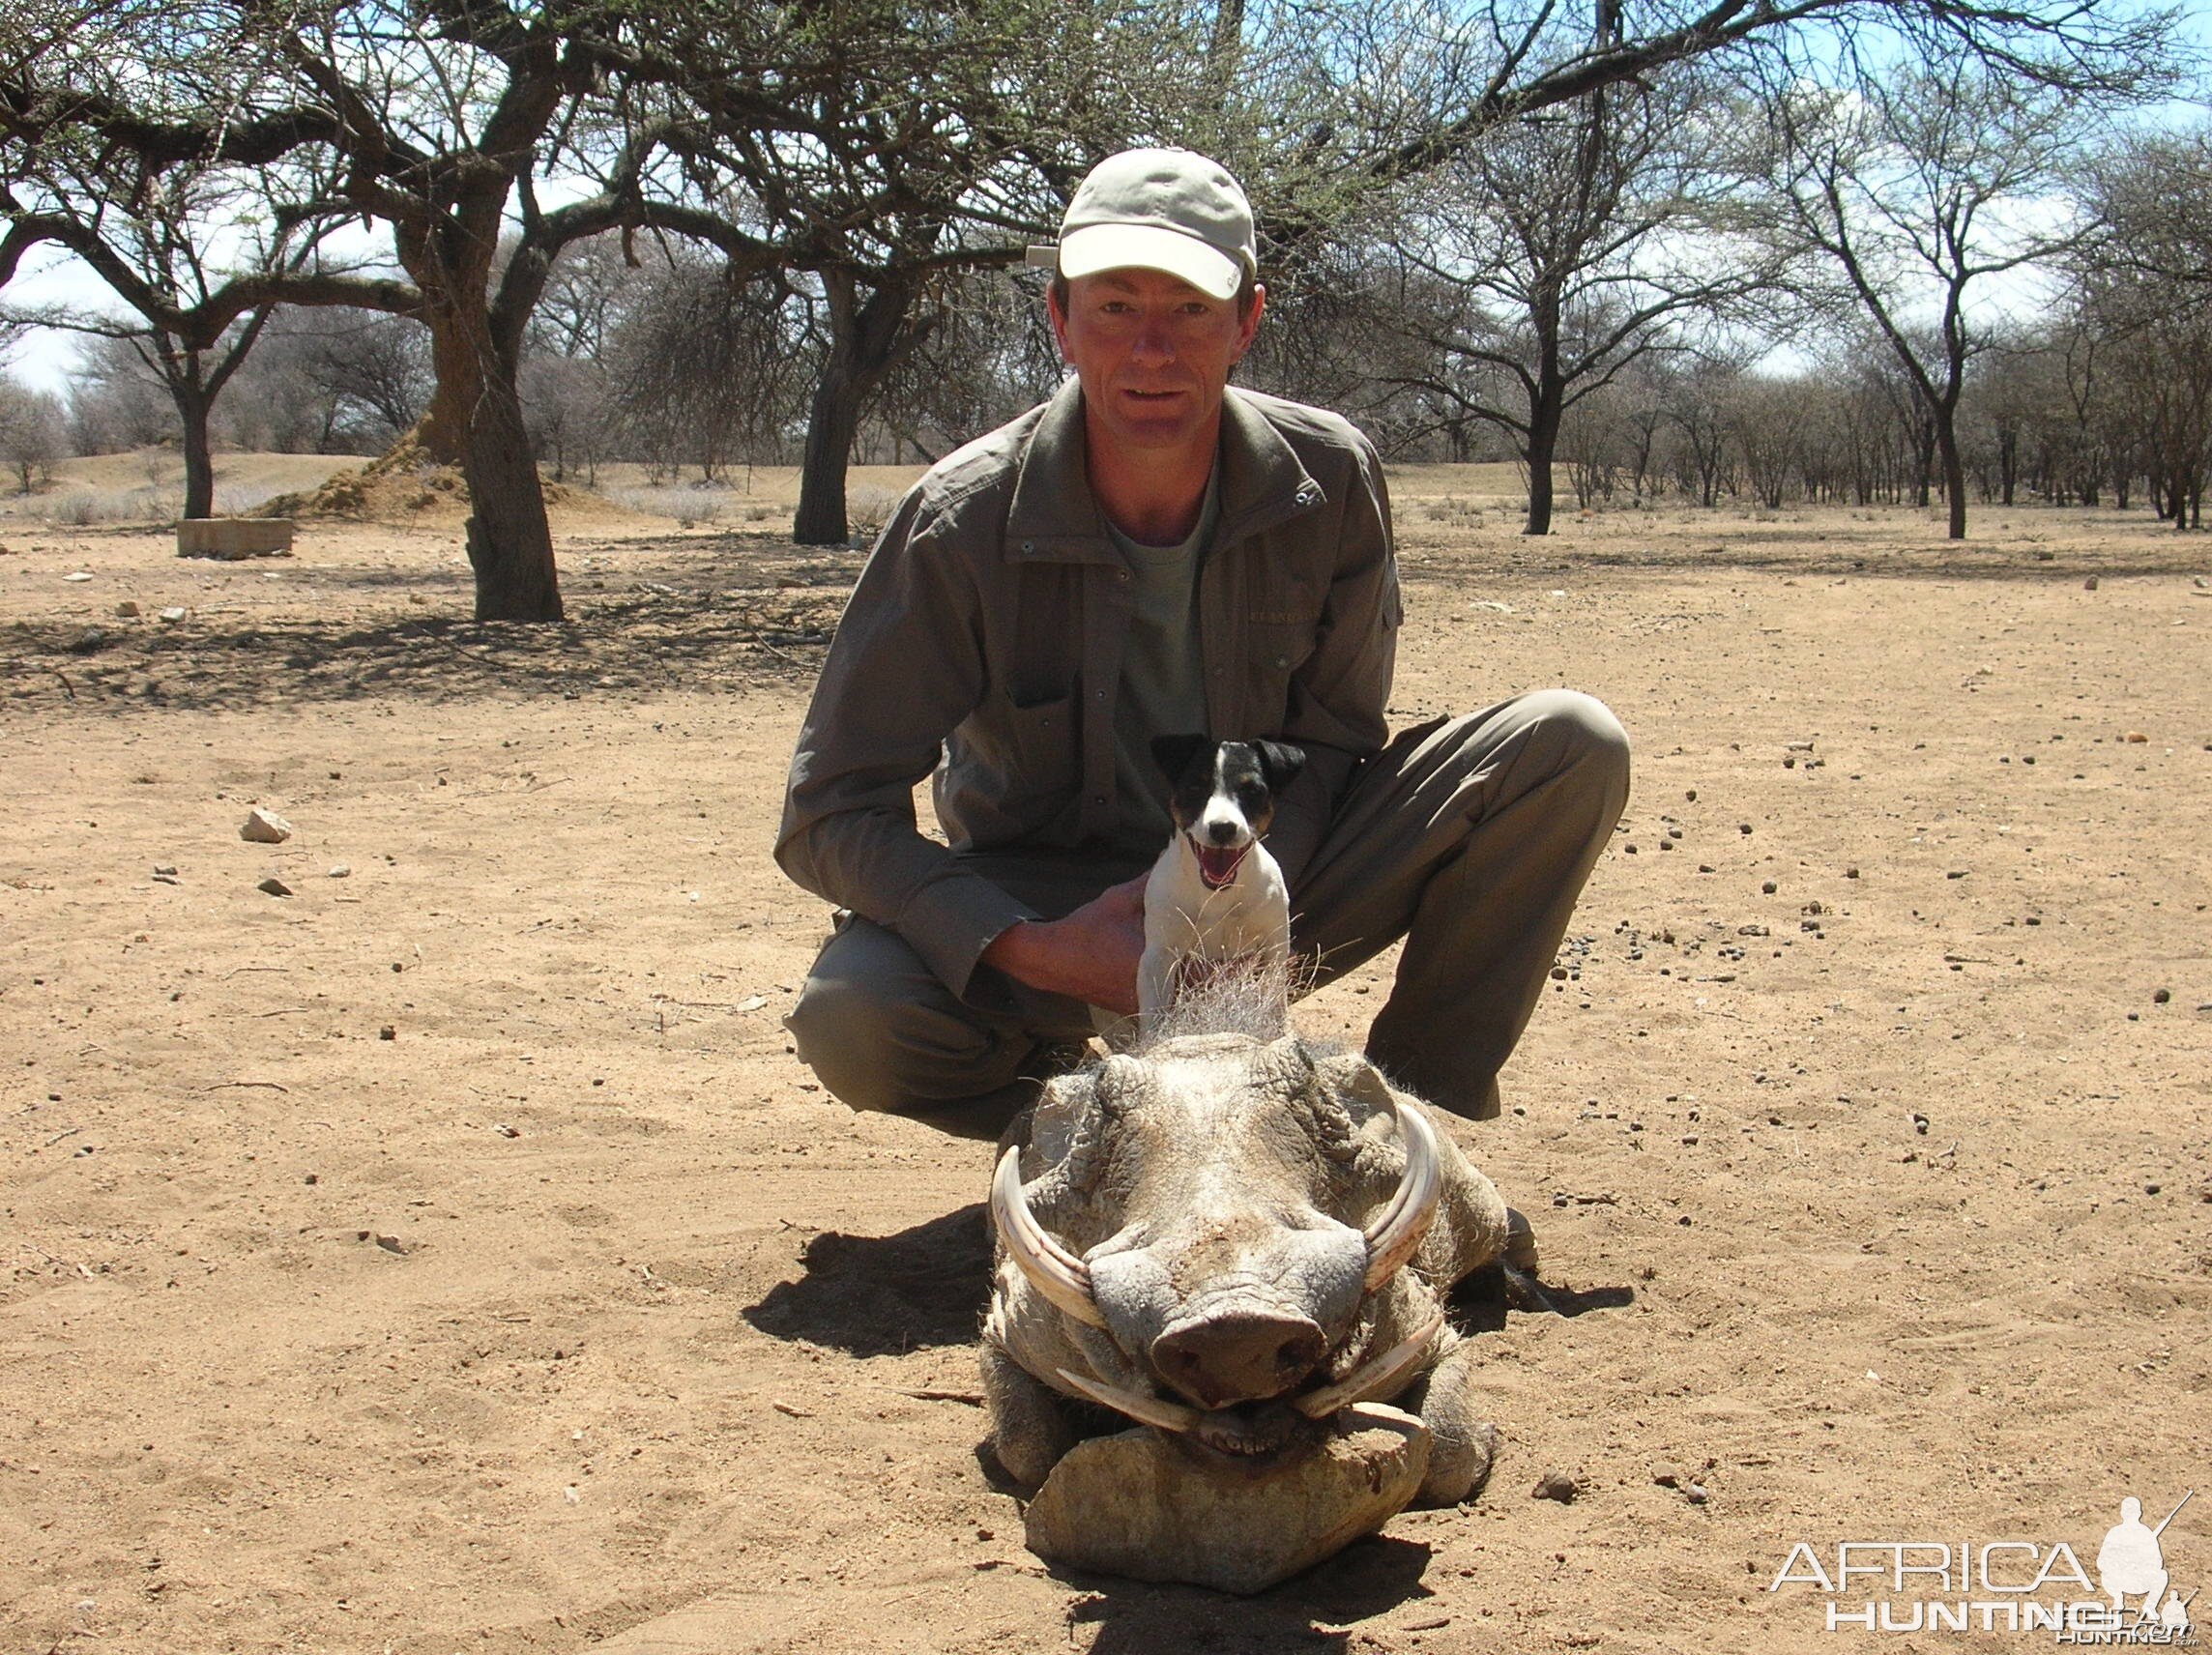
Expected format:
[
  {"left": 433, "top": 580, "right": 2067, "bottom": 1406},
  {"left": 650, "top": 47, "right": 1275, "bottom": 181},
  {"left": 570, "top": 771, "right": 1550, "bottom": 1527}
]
[{"left": 177, "top": 518, "right": 295, "bottom": 560}]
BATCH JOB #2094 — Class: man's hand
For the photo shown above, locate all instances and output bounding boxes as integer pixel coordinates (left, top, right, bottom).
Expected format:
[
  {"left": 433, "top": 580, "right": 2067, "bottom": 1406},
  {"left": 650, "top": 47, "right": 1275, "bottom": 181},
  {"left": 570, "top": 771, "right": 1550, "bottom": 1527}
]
[{"left": 982, "top": 873, "right": 1149, "bottom": 1015}]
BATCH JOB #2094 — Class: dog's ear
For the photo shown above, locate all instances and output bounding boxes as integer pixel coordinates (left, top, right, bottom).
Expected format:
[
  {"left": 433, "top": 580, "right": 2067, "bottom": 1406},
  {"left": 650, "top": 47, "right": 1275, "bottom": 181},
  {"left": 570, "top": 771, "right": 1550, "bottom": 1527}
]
[
  {"left": 1253, "top": 739, "right": 1307, "bottom": 792},
  {"left": 1150, "top": 732, "right": 1212, "bottom": 783}
]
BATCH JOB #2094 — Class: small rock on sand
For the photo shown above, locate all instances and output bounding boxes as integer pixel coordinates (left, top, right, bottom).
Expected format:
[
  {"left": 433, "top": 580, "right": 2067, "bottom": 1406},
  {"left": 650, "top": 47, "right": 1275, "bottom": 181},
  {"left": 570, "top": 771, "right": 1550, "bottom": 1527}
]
[
  {"left": 241, "top": 807, "right": 293, "bottom": 843},
  {"left": 257, "top": 877, "right": 293, "bottom": 897},
  {"left": 1531, "top": 1468, "right": 1581, "bottom": 1502}
]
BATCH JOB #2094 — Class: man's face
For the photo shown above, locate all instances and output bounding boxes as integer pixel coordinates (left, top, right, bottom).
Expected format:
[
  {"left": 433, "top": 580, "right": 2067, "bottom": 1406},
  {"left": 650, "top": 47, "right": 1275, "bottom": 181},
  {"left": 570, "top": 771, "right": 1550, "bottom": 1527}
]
[{"left": 1048, "top": 267, "right": 1265, "bottom": 456}]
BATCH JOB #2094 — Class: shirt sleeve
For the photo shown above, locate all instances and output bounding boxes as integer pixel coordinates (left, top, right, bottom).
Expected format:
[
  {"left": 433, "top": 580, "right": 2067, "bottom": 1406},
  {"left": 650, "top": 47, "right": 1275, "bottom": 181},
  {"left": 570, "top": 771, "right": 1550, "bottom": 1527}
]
[
  {"left": 774, "top": 489, "right": 1039, "bottom": 1000},
  {"left": 1269, "top": 433, "right": 1400, "bottom": 893}
]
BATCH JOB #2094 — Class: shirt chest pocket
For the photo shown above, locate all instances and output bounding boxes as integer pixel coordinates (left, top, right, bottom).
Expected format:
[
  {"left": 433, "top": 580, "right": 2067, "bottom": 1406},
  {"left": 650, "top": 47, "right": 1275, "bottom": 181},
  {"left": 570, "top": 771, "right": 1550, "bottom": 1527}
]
[
  {"left": 1241, "top": 620, "right": 1319, "bottom": 716},
  {"left": 964, "top": 685, "right": 1077, "bottom": 795}
]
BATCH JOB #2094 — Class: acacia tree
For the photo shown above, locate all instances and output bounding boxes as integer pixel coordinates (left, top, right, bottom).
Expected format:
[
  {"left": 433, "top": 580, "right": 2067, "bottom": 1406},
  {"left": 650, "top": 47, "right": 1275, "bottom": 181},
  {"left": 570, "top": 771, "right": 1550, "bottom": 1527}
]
[
  {"left": 606, "top": 254, "right": 814, "bottom": 480},
  {"left": 0, "top": 149, "right": 348, "bottom": 518},
  {"left": 1377, "top": 72, "right": 1773, "bottom": 533},
  {"left": 2074, "top": 127, "right": 2212, "bottom": 527},
  {"left": 1754, "top": 58, "right": 2096, "bottom": 538}
]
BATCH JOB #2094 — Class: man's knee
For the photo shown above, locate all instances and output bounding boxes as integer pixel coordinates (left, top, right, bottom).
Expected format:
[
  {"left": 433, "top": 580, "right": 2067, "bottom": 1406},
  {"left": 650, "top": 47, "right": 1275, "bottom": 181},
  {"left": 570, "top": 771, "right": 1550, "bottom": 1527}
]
[
  {"left": 1523, "top": 688, "right": 1629, "bottom": 785},
  {"left": 786, "top": 969, "right": 906, "bottom": 1115},
  {"left": 785, "top": 929, "right": 1024, "bottom": 1116}
]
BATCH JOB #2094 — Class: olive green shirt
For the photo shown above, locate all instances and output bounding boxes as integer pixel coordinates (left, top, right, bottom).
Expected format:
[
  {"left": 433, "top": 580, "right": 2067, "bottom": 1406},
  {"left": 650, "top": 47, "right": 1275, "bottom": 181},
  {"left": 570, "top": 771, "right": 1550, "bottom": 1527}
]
[{"left": 777, "top": 378, "right": 1402, "bottom": 1001}]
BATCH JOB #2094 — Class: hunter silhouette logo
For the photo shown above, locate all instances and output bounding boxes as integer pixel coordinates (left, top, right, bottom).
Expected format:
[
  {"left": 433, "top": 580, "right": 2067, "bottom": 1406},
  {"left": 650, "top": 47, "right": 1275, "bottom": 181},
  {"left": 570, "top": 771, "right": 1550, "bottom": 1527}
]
[
  {"left": 1768, "top": 1489, "right": 2197, "bottom": 1640},
  {"left": 2098, "top": 1496, "right": 2195, "bottom": 1636}
]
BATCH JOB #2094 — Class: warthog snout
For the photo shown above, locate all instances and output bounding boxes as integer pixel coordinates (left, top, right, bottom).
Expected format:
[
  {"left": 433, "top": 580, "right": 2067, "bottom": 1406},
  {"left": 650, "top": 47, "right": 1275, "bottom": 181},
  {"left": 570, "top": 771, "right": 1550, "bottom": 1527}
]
[{"left": 1151, "top": 1311, "right": 1328, "bottom": 1410}]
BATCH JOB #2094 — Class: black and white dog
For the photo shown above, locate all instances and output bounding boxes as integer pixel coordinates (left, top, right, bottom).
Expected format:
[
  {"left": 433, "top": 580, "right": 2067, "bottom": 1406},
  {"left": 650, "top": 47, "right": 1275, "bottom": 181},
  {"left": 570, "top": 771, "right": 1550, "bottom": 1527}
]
[{"left": 1137, "top": 734, "right": 1308, "bottom": 1039}]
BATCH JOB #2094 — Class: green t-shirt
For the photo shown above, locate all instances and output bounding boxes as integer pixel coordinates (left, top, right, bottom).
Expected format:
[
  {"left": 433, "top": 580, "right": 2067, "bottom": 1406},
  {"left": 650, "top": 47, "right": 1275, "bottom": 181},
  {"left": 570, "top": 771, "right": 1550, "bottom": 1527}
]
[{"left": 1106, "top": 467, "right": 1220, "bottom": 849}]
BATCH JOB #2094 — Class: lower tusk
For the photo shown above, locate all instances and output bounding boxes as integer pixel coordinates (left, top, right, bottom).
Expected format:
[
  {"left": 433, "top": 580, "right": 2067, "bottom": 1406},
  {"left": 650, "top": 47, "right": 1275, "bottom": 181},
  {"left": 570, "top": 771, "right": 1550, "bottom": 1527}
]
[
  {"left": 1291, "top": 1307, "right": 1445, "bottom": 1419},
  {"left": 1055, "top": 1367, "right": 1203, "bottom": 1434}
]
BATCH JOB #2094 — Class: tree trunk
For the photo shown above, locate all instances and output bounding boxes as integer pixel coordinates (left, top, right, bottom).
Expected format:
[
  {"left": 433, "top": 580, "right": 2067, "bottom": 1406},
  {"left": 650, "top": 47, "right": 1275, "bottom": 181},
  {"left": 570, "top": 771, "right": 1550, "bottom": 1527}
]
[
  {"left": 1523, "top": 385, "right": 1562, "bottom": 537},
  {"left": 795, "top": 355, "right": 868, "bottom": 545},
  {"left": 416, "top": 286, "right": 563, "bottom": 622},
  {"left": 177, "top": 385, "right": 216, "bottom": 520},
  {"left": 465, "top": 389, "right": 563, "bottom": 618},
  {"left": 1938, "top": 415, "right": 1967, "bottom": 539},
  {"left": 793, "top": 272, "right": 926, "bottom": 546}
]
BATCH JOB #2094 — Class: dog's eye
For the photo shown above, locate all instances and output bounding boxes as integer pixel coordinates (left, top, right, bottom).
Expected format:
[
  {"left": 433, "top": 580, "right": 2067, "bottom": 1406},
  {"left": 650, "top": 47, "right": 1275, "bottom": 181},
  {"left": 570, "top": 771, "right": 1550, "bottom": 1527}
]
[{"left": 1236, "top": 780, "right": 1267, "bottom": 813}]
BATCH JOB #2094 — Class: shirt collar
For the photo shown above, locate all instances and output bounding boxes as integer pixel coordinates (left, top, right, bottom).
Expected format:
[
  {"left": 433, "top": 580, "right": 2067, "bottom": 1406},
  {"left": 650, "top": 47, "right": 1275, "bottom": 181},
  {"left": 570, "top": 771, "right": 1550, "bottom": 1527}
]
[{"left": 1004, "top": 379, "right": 1322, "bottom": 563}]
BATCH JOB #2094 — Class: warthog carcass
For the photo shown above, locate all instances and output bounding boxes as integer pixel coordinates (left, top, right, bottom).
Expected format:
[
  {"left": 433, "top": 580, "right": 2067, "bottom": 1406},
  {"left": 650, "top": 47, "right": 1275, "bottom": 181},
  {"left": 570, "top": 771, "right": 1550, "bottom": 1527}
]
[{"left": 982, "top": 1028, "right": 1535, "bottom": 1591}]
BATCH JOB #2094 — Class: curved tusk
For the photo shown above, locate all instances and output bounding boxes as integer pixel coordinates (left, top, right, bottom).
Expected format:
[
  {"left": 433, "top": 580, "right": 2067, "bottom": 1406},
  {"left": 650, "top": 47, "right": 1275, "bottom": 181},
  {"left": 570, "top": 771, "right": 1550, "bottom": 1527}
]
[
  {"left": 1055, "top": 1367, "right": 1202, "bottom": 1435},
  {"left": 1291, "top": 1307, "right": 1445, "bottom": 1419},
  {"left": 1360, "top": 1095, "right": 1443, "bottom": 1290},
  {"left": 991, "top": 1146, "right": 1108, "bottom": 1327}
]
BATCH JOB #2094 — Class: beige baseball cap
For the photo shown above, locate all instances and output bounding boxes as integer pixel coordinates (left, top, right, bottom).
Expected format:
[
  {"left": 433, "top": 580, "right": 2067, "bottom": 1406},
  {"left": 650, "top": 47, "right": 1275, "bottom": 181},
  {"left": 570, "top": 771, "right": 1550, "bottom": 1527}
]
[{"left": 1026, "top": 148, "right": 1257, "bottom": 302}]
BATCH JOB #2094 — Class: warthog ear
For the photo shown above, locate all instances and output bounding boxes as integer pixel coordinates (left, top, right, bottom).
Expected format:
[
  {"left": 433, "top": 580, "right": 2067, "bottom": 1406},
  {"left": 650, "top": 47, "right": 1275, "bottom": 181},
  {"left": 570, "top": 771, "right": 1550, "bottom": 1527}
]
[
  {"left": 1287, "top": 1040, "right": 1362, "bottom": 1162},
  {"left": 1095, "top": 1052, "right": 1147, "bottom": 1116},
  {"left": 1315, "top": 1050, "right": 1401, "bottom": 1125}
]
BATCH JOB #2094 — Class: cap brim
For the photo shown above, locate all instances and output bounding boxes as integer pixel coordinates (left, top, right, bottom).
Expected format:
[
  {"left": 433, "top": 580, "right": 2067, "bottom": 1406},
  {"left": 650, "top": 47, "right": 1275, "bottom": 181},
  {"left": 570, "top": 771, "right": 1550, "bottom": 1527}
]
[{"left": 1056, "top": 223, "right": 1243, "bottom": 301}]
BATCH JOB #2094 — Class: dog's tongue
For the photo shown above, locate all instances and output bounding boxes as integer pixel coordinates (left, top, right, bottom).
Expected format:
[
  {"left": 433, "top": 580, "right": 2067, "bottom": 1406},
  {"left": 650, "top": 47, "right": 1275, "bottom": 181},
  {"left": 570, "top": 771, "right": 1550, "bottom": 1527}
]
[{"left": 1197, "top": 842, "right": 1247, "bottom": 889}]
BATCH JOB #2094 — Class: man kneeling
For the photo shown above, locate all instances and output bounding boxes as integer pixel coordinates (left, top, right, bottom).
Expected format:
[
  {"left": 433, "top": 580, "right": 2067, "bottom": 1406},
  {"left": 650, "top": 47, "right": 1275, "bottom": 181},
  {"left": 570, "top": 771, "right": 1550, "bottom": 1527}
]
[{"left": 775, "top": 146, "right": 1630, "bottom": 1137}]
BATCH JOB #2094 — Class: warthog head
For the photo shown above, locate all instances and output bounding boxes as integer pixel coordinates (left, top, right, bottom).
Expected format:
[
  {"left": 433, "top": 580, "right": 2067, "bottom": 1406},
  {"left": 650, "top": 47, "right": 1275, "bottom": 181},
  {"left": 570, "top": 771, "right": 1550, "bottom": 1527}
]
[{"left": 986, "top": 1031, "right": 1504, "bottom": 1464}]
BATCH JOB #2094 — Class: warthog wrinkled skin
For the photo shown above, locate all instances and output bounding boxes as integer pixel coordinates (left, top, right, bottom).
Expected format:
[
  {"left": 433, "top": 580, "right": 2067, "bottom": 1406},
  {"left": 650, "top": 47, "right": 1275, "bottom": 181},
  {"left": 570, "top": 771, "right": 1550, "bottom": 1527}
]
[{"left": 981, "top": 1031, "right": 1527, "bottom": 1510}]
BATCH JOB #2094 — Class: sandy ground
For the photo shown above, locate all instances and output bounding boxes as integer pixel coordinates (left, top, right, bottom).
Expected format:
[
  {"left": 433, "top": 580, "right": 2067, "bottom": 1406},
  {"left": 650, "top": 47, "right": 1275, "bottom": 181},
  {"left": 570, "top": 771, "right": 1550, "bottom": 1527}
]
[{"left": 1, "top": 471, "right": 2208, "bottom": 1655}]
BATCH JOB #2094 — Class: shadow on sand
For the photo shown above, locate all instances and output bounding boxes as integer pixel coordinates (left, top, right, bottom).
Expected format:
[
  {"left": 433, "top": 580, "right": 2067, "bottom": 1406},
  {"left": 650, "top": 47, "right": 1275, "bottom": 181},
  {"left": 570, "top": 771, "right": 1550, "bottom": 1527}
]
[
  {"left": 1058, "top": 1533, "right": 1439, "bottom": 1653},
  {"left": 741, "top": 1203, "right": 993, "bottom": 1358},
  {"left": 3, "top": 535, "right": 863, "bottom": 715}
]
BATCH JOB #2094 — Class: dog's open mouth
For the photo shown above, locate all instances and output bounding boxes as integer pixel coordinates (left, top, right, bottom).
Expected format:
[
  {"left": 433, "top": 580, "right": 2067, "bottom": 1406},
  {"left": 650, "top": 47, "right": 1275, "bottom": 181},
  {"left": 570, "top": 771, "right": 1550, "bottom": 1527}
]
[{"left": 1189, "top": 836, "right": 1250, "bottom": 889}]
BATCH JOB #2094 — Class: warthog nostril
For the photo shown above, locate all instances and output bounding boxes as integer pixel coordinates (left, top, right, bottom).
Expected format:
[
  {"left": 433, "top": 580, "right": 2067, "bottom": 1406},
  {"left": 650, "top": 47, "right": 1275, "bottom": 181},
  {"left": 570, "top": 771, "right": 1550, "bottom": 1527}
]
[{"left": 1151, "top": 1313, "right": 1327, "bottom": 1409}]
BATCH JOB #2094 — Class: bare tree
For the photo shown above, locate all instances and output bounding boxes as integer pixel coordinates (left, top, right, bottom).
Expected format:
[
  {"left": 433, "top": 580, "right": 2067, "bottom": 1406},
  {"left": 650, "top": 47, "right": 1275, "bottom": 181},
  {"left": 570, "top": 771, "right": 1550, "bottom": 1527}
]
[
  {"left": 605, "top": 255, "right": 814, "bottom": 482},
  {"left": 1658, "top": 354, "right": 1745, "bottom": 507},
  {"left": 0, "top": 370, "right": 63, "bottom": 490},
  {"left": 1755, "top": 58, "right": 2095, "bottom": 537},
  {"left": 1727, "top": 373, "right": 1816, "bottom": 508},
  {"left": 1378, "top": 72, "right": 1771, "bottom": 533},
  {"left": 2074, "top": 127, "right": 2212, "bottom": 527},
  {"left": 65, "top": 333, "right": 172, "bottom": 452}
]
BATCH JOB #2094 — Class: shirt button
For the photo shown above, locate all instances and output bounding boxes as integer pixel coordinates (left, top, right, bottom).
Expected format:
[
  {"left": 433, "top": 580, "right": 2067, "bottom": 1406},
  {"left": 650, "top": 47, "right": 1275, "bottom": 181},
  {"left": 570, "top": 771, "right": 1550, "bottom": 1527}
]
[
  {"left": 1211, "top": 666, "right": 1225, "bottom": 678},
  {"left": 1021, "top": 540, "right": 1034, "bottom": 555},
  {"left": 1273, "top": 655, "right": 1292, "bottom": 669},
  {"left": 1092, "top": 795, "right": 1107, "bottom": 806},
  {"left": 1116, "top": 568, "right": 1130, "bottom": 582}
]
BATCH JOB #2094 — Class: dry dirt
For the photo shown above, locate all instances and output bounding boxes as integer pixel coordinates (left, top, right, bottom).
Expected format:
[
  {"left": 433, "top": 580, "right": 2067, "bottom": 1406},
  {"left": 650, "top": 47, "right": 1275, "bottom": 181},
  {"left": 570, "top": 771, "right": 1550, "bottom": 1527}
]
[{"left": 2, "top": 467, "right": 2208, "bottom": 1655}]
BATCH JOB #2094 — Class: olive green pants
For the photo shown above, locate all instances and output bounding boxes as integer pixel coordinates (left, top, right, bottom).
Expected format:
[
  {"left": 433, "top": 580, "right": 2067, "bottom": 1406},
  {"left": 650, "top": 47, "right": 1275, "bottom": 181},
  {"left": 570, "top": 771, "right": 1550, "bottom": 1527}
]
[{"left": 786, "top": 689, "right": 1630, "bottom": 1136}]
